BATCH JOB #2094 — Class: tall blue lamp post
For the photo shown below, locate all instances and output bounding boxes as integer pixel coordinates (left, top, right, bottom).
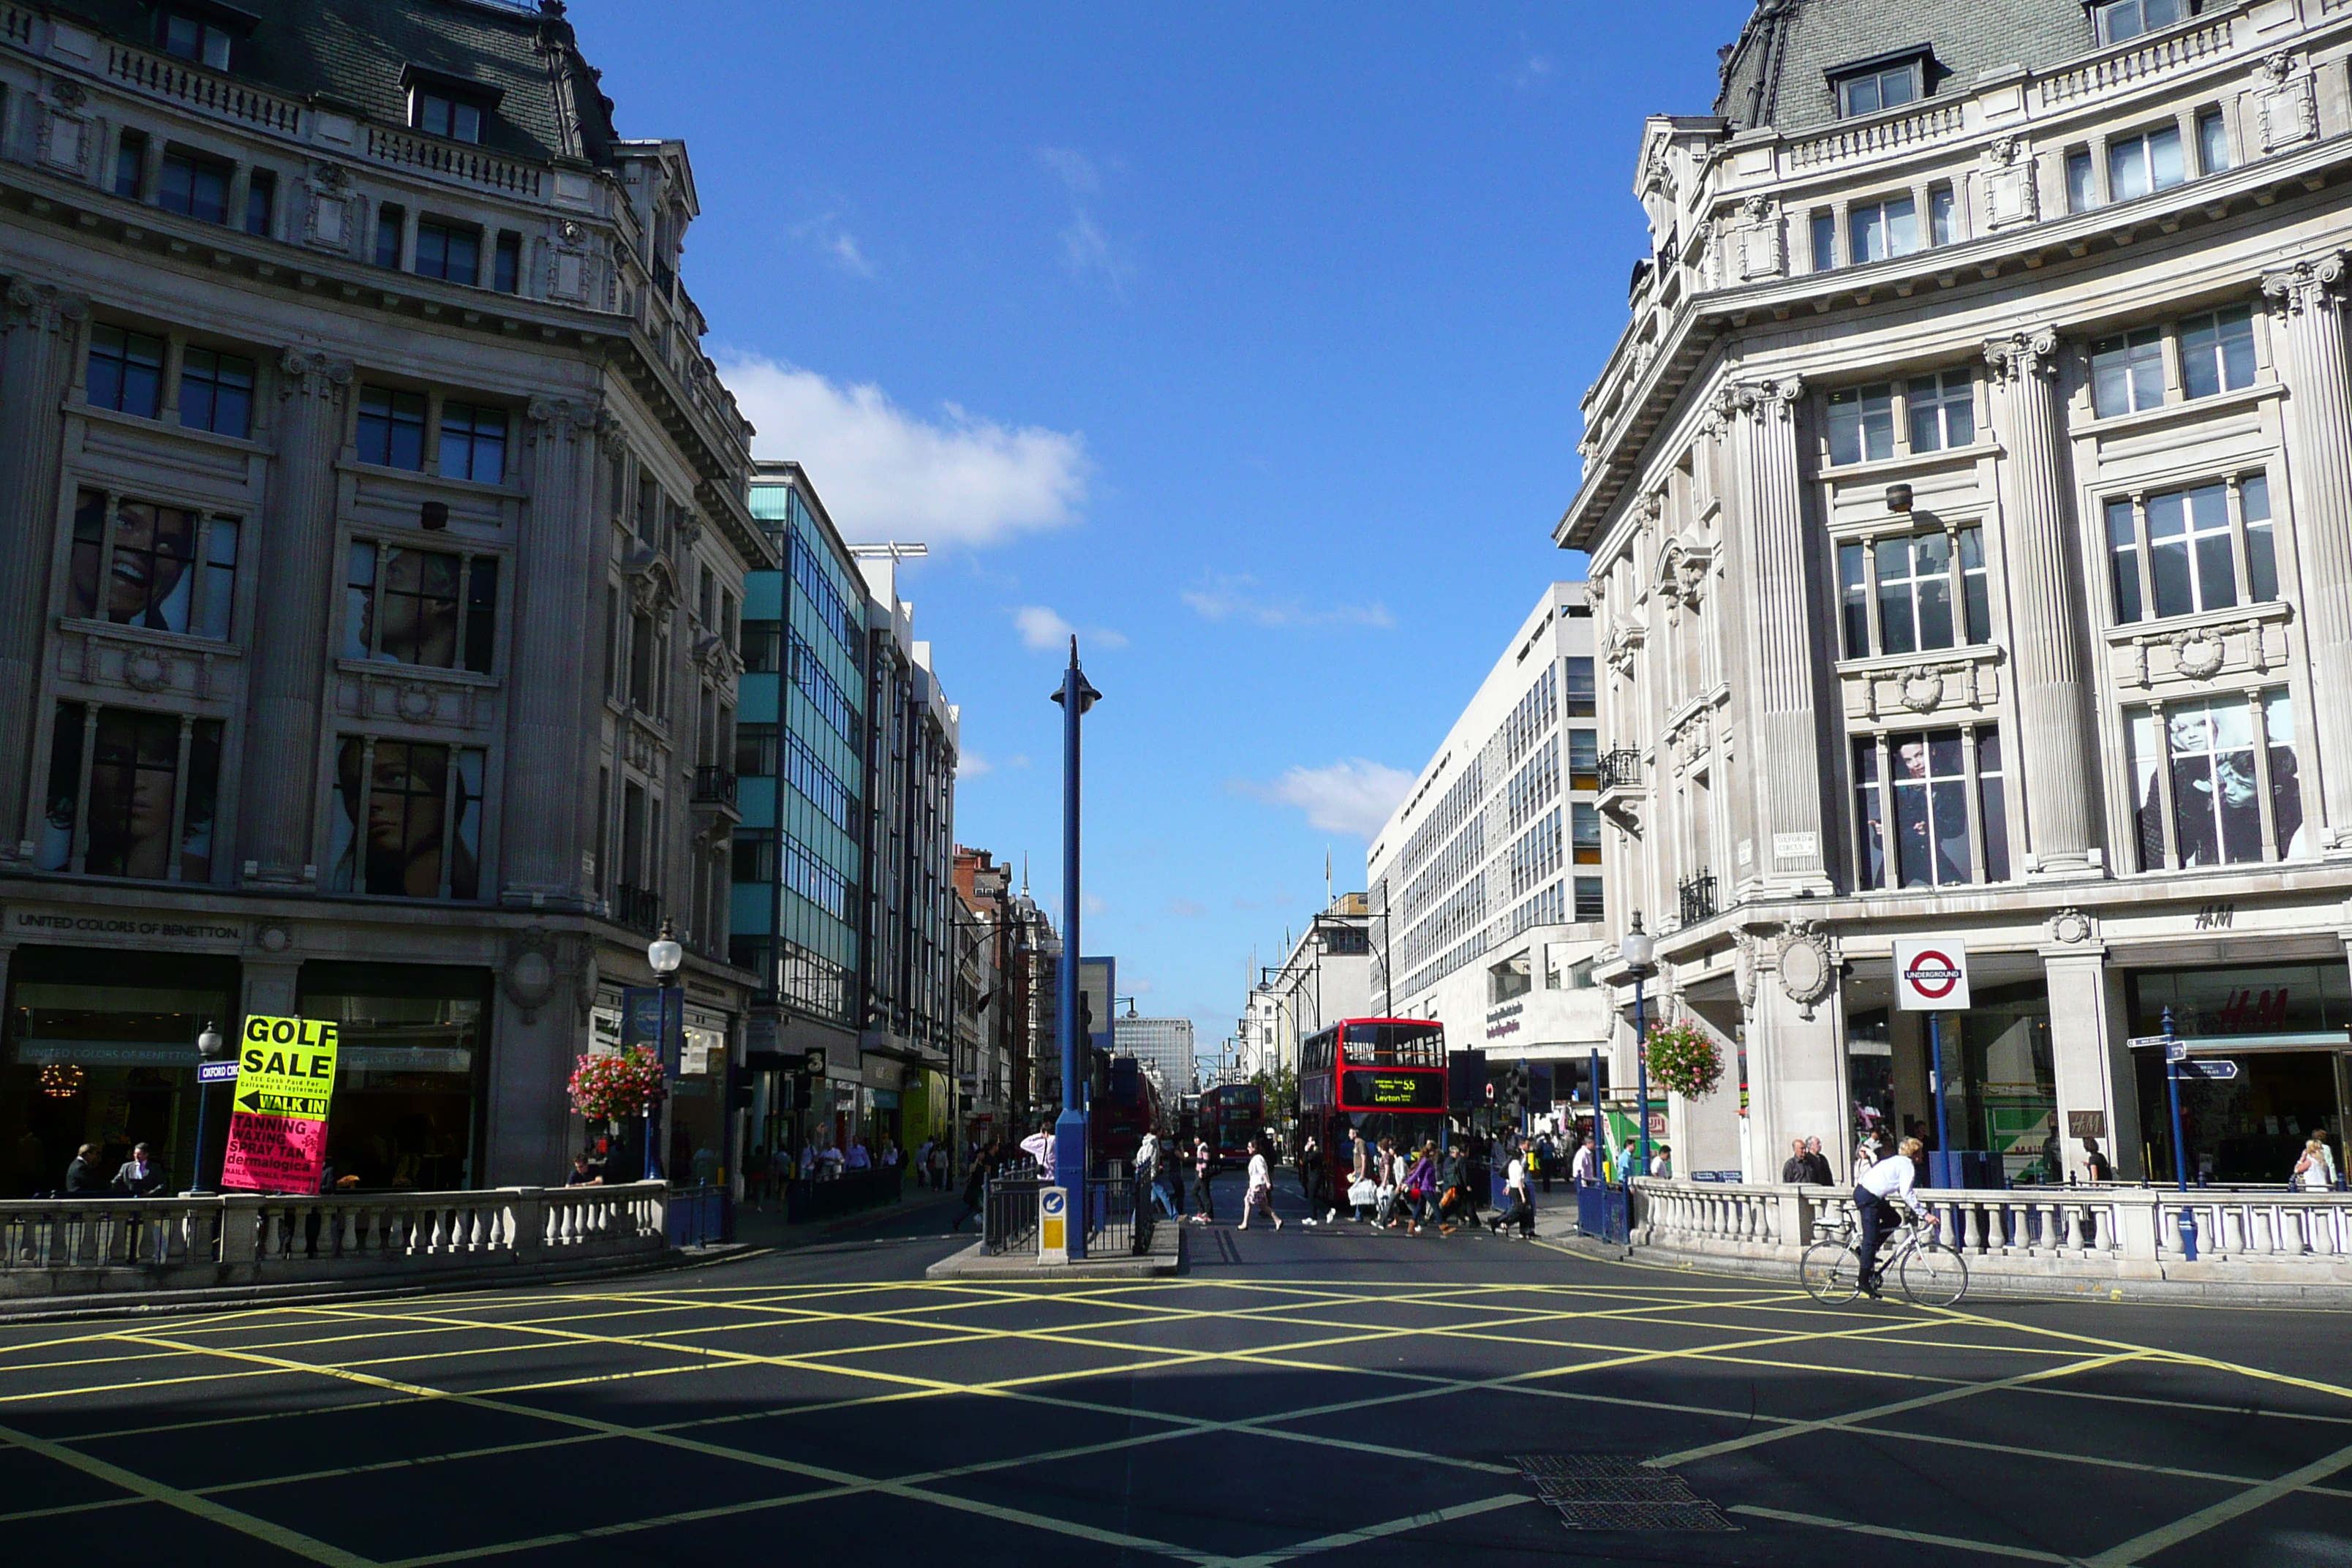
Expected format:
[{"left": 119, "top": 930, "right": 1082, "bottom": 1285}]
[
  {"left": 1621, "top": 913, "right": 1656, "bottom": 1183},
  {"left": 1051, "top": 638, "right": 1101, "bottom": 1257}
]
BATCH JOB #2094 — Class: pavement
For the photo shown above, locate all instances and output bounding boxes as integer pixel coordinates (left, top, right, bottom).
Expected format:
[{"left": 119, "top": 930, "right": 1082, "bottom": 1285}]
[{"left": 3, "top": 1171, "right": 2351, "bottom": 1566}]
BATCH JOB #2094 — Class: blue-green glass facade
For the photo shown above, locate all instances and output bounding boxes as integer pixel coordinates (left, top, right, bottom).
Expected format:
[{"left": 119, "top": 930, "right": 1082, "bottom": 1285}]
[{"left": 736, "top": 472, "right": 866, "bottom": 1029}]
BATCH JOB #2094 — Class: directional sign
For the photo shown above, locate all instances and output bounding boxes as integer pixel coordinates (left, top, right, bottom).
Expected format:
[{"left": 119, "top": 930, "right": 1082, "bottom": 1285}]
[
  {"left": 1038, "top": 1186, "right": 1068, "bottom": 1264},
  {"left": 196, "top": 1060, "right": 240, "bottom": 1084},
  {"left": 2177, "top": 1059, "right": 2240, "bottom": 1081},
  {"left": 1893, "top": 938, "right": 1971, "bottom": 1011},
  {"left": 221, "top": 1015, "right": 340, "bottom": 1195},
  {"left": 2126, "top": 1035, "right": 2175, "bottom": 1051}
]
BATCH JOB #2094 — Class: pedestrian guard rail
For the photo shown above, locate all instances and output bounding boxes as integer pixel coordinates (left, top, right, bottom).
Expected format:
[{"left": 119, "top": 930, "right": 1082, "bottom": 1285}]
[
  {"left": 1629, "top": 1177, "right": 2352, "bottom": 1284},
  {"left": 981, "top": 1172, "right": 1151, "bottom": 1258},
  {"left": 1575, "top": 1180, "right": 1629, "bottom": 1245},
  {"left": 0, "top": 1182, "right": 671, "bottom": 1300},
  {"left": 665, "top": 1183, "right": 725, "bottom": 1248}
]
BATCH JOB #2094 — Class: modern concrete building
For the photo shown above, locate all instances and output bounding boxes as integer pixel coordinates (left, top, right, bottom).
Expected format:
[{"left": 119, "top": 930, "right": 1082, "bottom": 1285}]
[
  {"left": 0, "top": 0, "right": 767, "bottom": 1195},
  {"left": 1564, "top": 0, "right": 2352, "bottom": 1186},
  {"left": 1113, "top": 1013, "right": 1197, "bottom": 1099},
  {"left": 1366, "top": 584, "right": 1614, "bottom": 1107}
]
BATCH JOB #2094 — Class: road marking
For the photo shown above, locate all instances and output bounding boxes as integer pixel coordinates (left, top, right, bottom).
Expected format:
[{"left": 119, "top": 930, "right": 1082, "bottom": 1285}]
[
  {"left": 1210, "top": 1493, "right": 1538, "bottom": 1568},
  {"left": 2080, "top": 1434, "right": 2352, "bottom": 1566},
  {"left": 1729, "top": 1503, "right": 2076, "bottom": 1562}
]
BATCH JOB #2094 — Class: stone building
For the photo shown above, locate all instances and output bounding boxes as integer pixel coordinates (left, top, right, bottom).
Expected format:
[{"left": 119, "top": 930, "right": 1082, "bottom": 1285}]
[
  {"left": 0, "top": 0, "right": 765, "bottom": 1194},
  {"left": 1566, "top": 0, "right": 2352, "bottom": 1186}
]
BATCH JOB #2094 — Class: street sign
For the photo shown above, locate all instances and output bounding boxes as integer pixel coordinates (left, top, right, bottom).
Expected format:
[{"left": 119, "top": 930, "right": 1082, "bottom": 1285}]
[
  {"left": 2177, "top": 1059, "right": 2240, "bottom": 1081},
  {"left": 2126, "top": 1035, "right": 2174, "bottom": 1051},
  {"left": 1038, "top": 1186, "right": 1068, "bottom": 1264},
  {"left": 2167, "top": 1041, "right": 2188, "bottom": 1063},
  {"left": 802, "top": 1047, "right": 826, "bottom": 1077},
  {"left": 196, "top": 1060, "right": 239, "bottom": 1084},
  {"left": 222, "top": 1014, "right": 340, "bottom": 1194},
  {"left": 1893, "top": 938, "right": 1971, "bottom": 1011}
]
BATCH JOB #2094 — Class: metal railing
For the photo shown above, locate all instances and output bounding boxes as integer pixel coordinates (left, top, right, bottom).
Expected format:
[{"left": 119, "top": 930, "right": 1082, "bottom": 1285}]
[
  {"left": 665, "top": 1184, "right": 725, "bottom": 1247},
  {"left": 692, "top": 765, "right": 738, "bottom": 807},
  {"left": 1597, "top": 750, "right": 1643, "bottom": 791},
  {"left": 980, "top": 1169, "right": 1150, "bottom": 1257},
  {"left": 1677, "top": 871, "right": 1716, "bottom": 926},
  {"left": 612, "top": 883, "right": 661, "bottom": 935},
  {"left": 1576, "top": 1180, "right": 1629, "bottom": 1245}
]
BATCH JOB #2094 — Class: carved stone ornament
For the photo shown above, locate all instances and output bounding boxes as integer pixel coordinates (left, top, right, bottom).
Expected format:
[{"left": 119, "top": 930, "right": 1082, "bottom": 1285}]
[
  {"left": 1734, "top": 930, "right": 1759, "bottom": 1011},
  {"left": 311, "top": 161, "right": 350, "bottom": 192},
  {"left": 48, "top": 78, "right": 83, "bottom": 110},
  {"left": 2253, "top": 55, "right": 2319, "bottom": 152},
  {"left": 1605, "top": 619, "right": 1646, "bottom": 678},
  {"left": 396, "top": 685, "right": 434, "bottom": 723},
  {"left": 1978, "top": 137, "right": 2039, "bottom": 230},
  {"left": 257, "top": 922, "right": 293, "bottom": 954},
  {"left": 1666, "top": 704, "right": 1713, "bottom": 772},
  {"left": 2171, "top": 628, "right": 2226, "bottom": 680},
  {"left": 5, "top": 279, "right": 90, "bottom": 338},
  {"left": 278, "top": 348, "right": 354, "bottom": 400},
  {"left": 2048, "top": 907, "right": 2095, "bottom": 945},
  {"left": 502, "top": 928, "right": 560, "bottom": 1021},
  {"left": 559, "top": 220, "right": 584, "bottom": 244},
  {"left": 2261, "top": 252, "right": 2345, "bottom": 315},
  {"left": 1733, "top": 375, "right": 1803, "bottom": 421},
  {"left": 1983, "top": 326, "right": 2059, "bottom": 382},
  {"left": 1776, "top": 920, "right": 1836, "bottom": 1020},
  {"left": 123, "top": 649, "right": 170, "bottom": 693}
]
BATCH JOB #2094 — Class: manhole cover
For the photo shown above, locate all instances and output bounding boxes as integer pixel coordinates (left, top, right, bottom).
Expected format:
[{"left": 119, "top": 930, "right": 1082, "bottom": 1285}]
[{"left": 1507, "top": 1455, "right": 1738, "bottom": 1532}]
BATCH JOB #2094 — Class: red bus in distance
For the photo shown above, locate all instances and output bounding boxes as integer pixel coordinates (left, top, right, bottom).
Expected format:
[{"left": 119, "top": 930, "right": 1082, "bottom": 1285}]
[{"left": 1294, "top": 1017, "right": 1447, "bottom": 1199}]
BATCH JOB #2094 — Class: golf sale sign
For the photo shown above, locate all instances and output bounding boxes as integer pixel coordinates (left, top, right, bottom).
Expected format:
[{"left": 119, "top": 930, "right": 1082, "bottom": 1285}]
[
  {"left": 1893, "top": 938, "right": 1972, "bottom": 1011},
  {"left": 220, "top": 1014, "right": 340, "bottom": 1194}
]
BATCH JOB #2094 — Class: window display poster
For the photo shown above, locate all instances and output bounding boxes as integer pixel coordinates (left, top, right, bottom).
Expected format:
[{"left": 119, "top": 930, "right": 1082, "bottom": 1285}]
[{"left": 221, "top": 1014, "right": 340, "bottom": 1194}]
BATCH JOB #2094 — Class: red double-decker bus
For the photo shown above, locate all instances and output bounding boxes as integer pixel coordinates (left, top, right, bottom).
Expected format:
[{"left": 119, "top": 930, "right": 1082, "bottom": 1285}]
[
  {"left": 1198, "top": 1082, "right": 1264, "bottom": 1164},
  {"left": 1295, "top": 1018, "right": 1447, "bottom": 1196}
]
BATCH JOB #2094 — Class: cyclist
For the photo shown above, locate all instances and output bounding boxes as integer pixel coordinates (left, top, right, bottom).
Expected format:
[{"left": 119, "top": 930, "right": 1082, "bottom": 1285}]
[{"left": 1853, "top": 1134, "right": 1926, "bottom": 1298}]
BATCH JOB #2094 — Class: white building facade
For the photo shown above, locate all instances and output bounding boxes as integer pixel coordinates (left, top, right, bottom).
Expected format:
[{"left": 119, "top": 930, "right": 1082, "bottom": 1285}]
[
  {"left": 1367, "top": 584, "right": 1614, "bottom": 1111},
  {"left": 1566, "top": 0, "right": 2352, "bottom": 1188},
  {"left": 1112, "top": 1014, "right": 1196, "bottom": 1098}
]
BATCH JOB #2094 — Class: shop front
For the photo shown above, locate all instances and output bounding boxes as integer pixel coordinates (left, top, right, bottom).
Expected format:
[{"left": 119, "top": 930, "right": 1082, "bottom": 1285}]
[
  {"left": 2129, "top": 961, "right": 2351, "bottom": 1184},
  {"left": 297, "top": 962, "right": 491, "bottom": 1192}
]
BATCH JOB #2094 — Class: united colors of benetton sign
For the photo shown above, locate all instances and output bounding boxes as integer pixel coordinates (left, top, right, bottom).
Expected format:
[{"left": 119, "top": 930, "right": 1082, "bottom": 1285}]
[{"left": 1893, "top": 938, "right": 1971, "bottom": 1011}]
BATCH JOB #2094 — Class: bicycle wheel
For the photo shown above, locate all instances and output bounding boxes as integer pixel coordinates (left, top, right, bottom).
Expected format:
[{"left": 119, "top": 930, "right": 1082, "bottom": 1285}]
[
  {"left": 1800, "top": 1239, "right": 1863, "bottom": 1304},
  {"left": 1899, "top": 1240, "right": 1970, "bottom": 1307}
]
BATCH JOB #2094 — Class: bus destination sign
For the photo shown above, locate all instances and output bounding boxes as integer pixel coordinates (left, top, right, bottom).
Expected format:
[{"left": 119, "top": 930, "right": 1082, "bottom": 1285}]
[{"left": 1342, "top": 1070, "right": 1446, "bottom": 1110}]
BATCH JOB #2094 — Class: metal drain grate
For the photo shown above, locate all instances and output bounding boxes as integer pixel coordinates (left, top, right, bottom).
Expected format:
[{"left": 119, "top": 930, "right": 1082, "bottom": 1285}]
[{"left": 1508, "top": 1455, "right": 1738, "bottom": 1532}]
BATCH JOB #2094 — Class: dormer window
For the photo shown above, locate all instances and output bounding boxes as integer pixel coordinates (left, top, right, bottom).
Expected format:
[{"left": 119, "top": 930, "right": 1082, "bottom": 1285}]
[
  {"left": 1828, "top": 46, "right": 1931, "bottom": 118},
  {"left": 412, "top": 89, "right": 481, "bottom": 143},
  {"left": 2095, "top": 0, "right": 2186, "bottom": 47},
  {"left": 155, "top": 4, "right": 253, "bottom": 69}
]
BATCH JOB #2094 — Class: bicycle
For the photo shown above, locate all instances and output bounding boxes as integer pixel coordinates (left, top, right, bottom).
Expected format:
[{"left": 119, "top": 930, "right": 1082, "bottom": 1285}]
[{"left": 1800, "top": 1206, "right": 1969, "bottom": 1307}]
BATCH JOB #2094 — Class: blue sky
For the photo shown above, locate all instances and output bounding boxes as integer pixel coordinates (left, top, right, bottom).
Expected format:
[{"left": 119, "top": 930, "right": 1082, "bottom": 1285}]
[{"left": 584, "top": 1, "right": 1746, "bottom": 1046}]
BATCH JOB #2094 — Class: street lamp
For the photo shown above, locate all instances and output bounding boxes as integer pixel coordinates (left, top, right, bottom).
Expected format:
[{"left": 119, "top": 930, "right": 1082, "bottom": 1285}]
[
  {"left": 1621, "top": 913, "right": 1658, "bottom": 1185},
  {"left": 647, "top": 920, "right": 682, "bottom": 1182},
  {"left": 189, "top": 1020, "right": 226, "bottom": 1194},
  {"left": 1049, "top": 637, "right": 1101, "bottom": 1257}
]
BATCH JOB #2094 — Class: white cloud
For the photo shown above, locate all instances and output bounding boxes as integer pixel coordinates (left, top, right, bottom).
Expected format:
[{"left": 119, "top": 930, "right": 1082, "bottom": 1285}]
[
  {"left": 827, "top": 232, "right": 875, "bottom": 277},
  {"left": 959, "top": 750, "right": 993, "bottom": 778},
  {"left": 717, "top": 354, "right": 1090, "bottom": 547},
  {"left": 1015, "top": 605, "right": 1126, "bottom": 653},
  {"left": 1240, "top": 759, "right": 1415, "bottom": 840},
  {"left": 1036, "top": 146, "right": 1101, "bottom": 195},
  {"left": 1060, "top": 214, "right": 1136, "bottom": 291},
  {"left": 791, "top": 214, "right": 876, "bottom": 278},
  {"left": 1512, "top": 53, "right": 1554, "bottom": 89},
  {"left": 1180, "top": 573, "right": 1394, "bottom": 630}
]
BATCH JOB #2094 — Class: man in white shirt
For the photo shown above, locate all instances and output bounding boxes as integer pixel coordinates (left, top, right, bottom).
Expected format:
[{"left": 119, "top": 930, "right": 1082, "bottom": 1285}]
[
  {"left": 1571, "top": 1137, "right": 1598, "bottom": 1184},
  {"left": 1853, "top": 1135, "right": 1926, "bottom": 1297}
]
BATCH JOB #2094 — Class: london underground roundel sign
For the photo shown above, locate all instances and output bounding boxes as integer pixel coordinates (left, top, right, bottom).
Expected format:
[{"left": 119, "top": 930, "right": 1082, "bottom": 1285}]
[{"left": 1893, "top": 938, "right": 1971, "bottom": 1011}]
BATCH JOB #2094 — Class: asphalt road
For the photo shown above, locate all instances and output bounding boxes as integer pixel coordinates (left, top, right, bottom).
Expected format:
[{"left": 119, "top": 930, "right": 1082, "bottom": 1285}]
[{"left": 4, "top": 1171, "right": 2351, "bottom": 1567}]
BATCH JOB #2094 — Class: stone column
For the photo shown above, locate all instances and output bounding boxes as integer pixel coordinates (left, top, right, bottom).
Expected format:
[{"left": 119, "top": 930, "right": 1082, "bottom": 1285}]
[
  {"left": 2261, "top": 254, "right": 2352, "bottom": 848},
  {"left": 500, "top": 396, "right": 604, "bottom": 908},
  {"left": 1983, "top": 328, "right": 2100, "bottom": 876},
  {"left": 2042, "top": 924, "right": 2138, "bottom": 1182},
  {"left": 1741, "top": 924, "right": 1847, "bottom": 1183},
  {"left": 0, "top": 281, "right": 87, "bottom": 861},
  {"left": 1724, "top": 376, "right": 1831, "bottom": 891},
  {"left": 238, "top": 350, "right": 351, "bottom": 886}
]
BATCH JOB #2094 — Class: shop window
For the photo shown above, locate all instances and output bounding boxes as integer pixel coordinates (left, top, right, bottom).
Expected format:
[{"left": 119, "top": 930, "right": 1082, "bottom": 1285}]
[
  {"left": 356, "top": 385, "right": 427, "bottom": 469},
  {"left": 299, "top": 970, "right": 491, "bottom": 1191},
  {"left": 88, "top": 324, "right": 165, "bottom": 418},
  {"left": 2126, "top": 688, "right": 2301, "bottom": 870},
  {"left": 328, "top": 738, "right": 486, "bottom": 899},
  {"left": 67, "top": 489, "right": 239, "bottom": 638},
  {"left": 37, "top": 703, "right": 223, "bottom": 880},
  {"left": 2106, "top": 473, "right": 2273, "bottom": 625},
  {"left": 344, "top": 541, "right": 498, "bottom": 674},
  {"left": 1853, "top": 725, "right": 2008, "bottom": 890},
  {"left": 177, "top": 346, "right": 254, "bottom": 437}
]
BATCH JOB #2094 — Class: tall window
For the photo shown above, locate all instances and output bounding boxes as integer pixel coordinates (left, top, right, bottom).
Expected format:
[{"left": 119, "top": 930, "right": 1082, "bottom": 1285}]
[
  {"left": 2106, "top": 474, "right": 2274, "bottom": 625},
  {"left": 374, "top": 203, "right": 404, "bottom": 269},
  {"left": 1836, "top": 60, "right": 1919, "bottom": 118},
  {"left": 1927, "top": 183, "right": 1958, "bottom": 246},
  {"left": 158, "top": 150, "right": 230, "bottom": 224},
  {"left": 88, "top": 325, "right": 165, "bottom": 418},
  {"left": 2090, "top": 328, "right": 2165, "bottom": 418},
  {"left": 739, "top": 619, "right": 782, "bottom": 673},
  {"left": 2108, "top": 124, "right": 2185, "bottom": 203},
  {"left": 38, "top": 704, "right": 223, "bottom": 881},
  {"left": 2179, "top": 306, "right": 2255, "bottom": 400},
  {"left": 2127, "top": 689, "right": 2300, "bottom": 870},
  {"left": 1839, "top": 527, "right": 1989, "bottom": 657},
  {"left": 1906, "top": 370, "right": 1973, "bottom": 452},
  {"left": 178, "top": 347, "right": 253, "bottom": 438},
  {"left": 244, "top": 168, "right": 274, "bottom": 236},
  {"left": 1572, "top": 876, "right": 1605, "bottom": 923},
  {"left": 2095, "top": 0, "right": 2182, "bottom": 45},
  {"left": 1810, "top": 211, "right": 1836, "bottom": 274},
  {"left": 415, "top": 219, "right": 480, "bottom": 286},
  {"left": 2067, "top": 148, "right": 2096, "bottom": 214},
  {"left": 1848, "top": 195, "right": 1919, "bottom": 265},
  {"left": 68, "top": 490, "right": 238, "bottom": 638},
  {"left": 329, "top": 739, "right": 485, "bottom": 899},
  {"left": 1571, "top": 802, "right": 1601, "bottom": 865},
  {"left": 344, "top": 541, "right": 499, "bottom": 673},
  {"left": 356, "top": 385, "right": 427, "bottom": 469},
  {"left": 1853, "top": 727, "right": 2008, "bottom": 890},
  {"left": 113, "top": 130, "right": 147, "bottom": 198},
  {"left": 437, "top": 401, "right": 507, "bottom": 482},
  {"left": 1827, "top": 384, "right": 1894, "bottom": 465},
  {"left": 736, "top": 723, "right": 780, "bottom": 779},
  {"left": 411, "top": 89, "right": 484, "bottom": 143},
  {"left": 2196, "top": 108, "right": 2231, "bottom": 175},
  {"left": 1567, "top": 728, "right": 1599, "bottom": 791},
  {"left": 494, "top": 232, "right": 521, "bottom": 294},
  {"left": 1564, "top": 657, "right": 1596, "bottom": 717}
]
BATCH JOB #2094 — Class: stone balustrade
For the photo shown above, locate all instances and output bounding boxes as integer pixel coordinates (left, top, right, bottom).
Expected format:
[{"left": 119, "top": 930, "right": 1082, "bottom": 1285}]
[
  {"left": 0, "top": 1182, "right": 671, "bottom": 1301},
  {"left": 1629, "top": 1177, "right": 2352, "bottom": 1293}
]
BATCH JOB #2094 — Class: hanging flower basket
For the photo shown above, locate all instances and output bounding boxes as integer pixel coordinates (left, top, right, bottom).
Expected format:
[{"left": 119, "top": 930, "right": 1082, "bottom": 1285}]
[
  {"left": 568, "top": 1045, "right": 664, "bottom": 1122},
  {"left": 1642, "top": 1017, "right": 1724, "bottom": 1100}
]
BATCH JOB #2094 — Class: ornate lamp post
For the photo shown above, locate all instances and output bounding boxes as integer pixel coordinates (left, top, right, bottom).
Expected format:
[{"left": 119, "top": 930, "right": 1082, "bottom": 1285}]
[
  {"left": 189, "top": 1020, "right": 227, "bottom": 1194},
  {"left": 1621, "top": 913, "right": 1658, "bottom": 1183},
  {"left": 647, "top": 920, "right": 684, "bottom": 1183}
]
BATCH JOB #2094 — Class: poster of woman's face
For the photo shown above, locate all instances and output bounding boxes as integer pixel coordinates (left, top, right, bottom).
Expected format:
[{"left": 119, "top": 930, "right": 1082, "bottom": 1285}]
[
  {"left": 70, "top": 496, "right": 197, "bottom": 633},
  {"left": 330, "top": 739, "right": 481, "bottom": 900}
]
